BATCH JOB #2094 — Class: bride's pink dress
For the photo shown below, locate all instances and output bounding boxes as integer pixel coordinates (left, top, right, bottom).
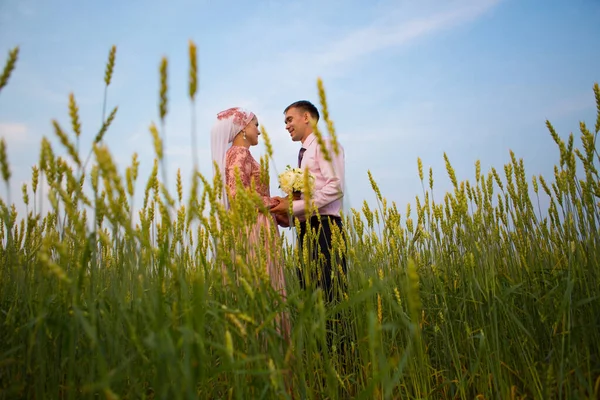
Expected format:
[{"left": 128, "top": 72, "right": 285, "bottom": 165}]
[{"left": 225, "top": 145, "right": 290, "bottom": 341}]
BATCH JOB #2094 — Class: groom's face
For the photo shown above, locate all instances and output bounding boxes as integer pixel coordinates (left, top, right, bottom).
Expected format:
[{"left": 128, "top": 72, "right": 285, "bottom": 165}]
[{"left": 284, "top": 107, "right": 307, "bottom": 142}]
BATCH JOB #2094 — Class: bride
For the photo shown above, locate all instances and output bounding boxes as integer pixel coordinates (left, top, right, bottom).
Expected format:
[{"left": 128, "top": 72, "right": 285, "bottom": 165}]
[{"left": 210, "top": 106, "right": 291, "bottom": 342}]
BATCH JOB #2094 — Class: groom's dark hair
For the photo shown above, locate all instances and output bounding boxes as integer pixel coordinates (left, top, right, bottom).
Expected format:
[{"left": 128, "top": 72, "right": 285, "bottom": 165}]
[{"left": 284, "top": 100, "right": 320, "bottom": 122}]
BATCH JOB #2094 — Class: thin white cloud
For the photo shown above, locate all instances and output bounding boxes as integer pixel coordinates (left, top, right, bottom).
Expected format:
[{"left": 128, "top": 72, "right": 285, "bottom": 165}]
[
  {"left": 249, "top": 0, "right": 503, "bottom": 89},
  {"left": 315, "top": 0, "right": 502, "bottom": 70},
  {"left": 0, "top": 122, "right": 29, "bottom": 145},
  {"left": 545, "top": 90, "right": 596, "bottom": 120}
]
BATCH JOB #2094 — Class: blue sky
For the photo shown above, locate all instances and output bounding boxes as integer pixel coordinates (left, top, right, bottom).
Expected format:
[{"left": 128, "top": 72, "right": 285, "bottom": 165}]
[{"left": 1, "top": 0, "right": 599, "bottom": 222}]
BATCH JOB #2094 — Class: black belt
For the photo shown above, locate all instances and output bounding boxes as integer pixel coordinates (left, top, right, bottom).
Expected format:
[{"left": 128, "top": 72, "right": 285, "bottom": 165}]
[{"left": 299, "top": 215, "right": 342, "bottom": 226}]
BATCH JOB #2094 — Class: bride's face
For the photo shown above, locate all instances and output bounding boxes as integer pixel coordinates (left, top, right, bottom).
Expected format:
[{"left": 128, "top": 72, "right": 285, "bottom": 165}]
[{"left": 243, "top": 117, "right": 261, "bottom": 146}]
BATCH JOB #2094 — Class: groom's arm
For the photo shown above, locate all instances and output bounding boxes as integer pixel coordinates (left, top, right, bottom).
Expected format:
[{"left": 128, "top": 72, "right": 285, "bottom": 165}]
[{"left": 291, "top": 139, "right": 345, "bottom": 217}]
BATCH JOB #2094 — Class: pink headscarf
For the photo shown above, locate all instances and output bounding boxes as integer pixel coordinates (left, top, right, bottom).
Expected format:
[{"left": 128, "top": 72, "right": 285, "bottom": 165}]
[{"left": 210, "top": 107, "right": 256, "bottom": 208}]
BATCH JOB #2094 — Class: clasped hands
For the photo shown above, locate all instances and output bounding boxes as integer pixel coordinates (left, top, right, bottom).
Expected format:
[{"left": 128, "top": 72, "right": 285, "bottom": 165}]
[
  {"left": 270, "top": 195, "right": 291, "bottom": 227},
  {"left": 270, "top": 192, "right": 302, "bottom": 227}
]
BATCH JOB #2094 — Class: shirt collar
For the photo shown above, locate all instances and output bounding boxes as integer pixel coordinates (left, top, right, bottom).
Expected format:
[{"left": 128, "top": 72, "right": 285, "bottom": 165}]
[{"left": 302, "top": 133, "right": 316, "bottom": 148}]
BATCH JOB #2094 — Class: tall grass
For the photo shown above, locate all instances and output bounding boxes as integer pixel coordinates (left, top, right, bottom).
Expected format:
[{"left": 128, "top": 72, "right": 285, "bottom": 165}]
[{"left": 1, "top": 43, "right": 599, "bottom": 400}]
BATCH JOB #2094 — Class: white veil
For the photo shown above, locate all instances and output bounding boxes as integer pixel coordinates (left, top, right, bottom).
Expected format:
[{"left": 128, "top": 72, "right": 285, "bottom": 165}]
[{"left": 210, "top": 107, "right": 256, "bottom": 209}]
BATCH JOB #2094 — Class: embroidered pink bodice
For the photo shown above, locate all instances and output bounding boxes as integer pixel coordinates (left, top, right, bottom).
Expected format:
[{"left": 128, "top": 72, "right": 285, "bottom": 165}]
[{"left": 225, "top": 146, "right": 277, "bottom": 208}]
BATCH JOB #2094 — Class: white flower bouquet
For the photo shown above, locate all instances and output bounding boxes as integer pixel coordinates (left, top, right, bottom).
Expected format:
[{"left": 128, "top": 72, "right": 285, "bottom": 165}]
[{"left": 278, "top": 165, "right": 315, "bottom": 199}]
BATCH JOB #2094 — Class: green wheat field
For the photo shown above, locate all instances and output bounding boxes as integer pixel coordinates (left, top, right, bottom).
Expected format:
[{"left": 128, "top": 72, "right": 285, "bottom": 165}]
[{"left": 1, "top": 43, "right": 599, "bottom": 400}]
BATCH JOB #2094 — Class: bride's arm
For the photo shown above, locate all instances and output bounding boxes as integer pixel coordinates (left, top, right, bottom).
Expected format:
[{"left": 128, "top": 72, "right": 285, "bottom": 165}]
[{"left": 226, "top": 148, "right": 278, "bottom": 209}]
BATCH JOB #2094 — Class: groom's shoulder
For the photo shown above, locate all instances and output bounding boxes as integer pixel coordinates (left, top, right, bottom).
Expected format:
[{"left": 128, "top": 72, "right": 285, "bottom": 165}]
[
  {"left": 322, "top": 136, "right": 344, "bottom": 154},
  {"left": 312, "top": 137, "right": 344, "bottom": 163}
]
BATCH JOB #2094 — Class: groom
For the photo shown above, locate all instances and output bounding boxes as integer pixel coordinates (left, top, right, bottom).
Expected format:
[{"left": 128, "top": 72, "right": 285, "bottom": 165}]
[{"left": 270, "top": 100, "right": 347, "bottom": 306}]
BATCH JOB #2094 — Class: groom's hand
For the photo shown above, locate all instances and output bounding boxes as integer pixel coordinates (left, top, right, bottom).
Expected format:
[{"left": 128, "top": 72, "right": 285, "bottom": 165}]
[
  {"left": 270, "top": 196, "right": 289, "bottom": 215},
  {"left": 274, "top": 213, "right": 290, "bottom": 227}
]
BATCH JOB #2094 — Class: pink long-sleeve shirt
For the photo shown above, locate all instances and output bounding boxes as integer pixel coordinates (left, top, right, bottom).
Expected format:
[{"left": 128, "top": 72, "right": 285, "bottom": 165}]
[{"left": 291, "top": 133, "right": 345, "bottom": 222}]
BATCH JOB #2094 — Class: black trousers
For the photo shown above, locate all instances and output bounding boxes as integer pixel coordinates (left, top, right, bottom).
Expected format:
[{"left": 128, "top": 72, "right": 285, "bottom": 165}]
[
  {"left": 297, "top": 215, "right": 349, "bottom": 355},
  {"left": 297, "top": 215, "right": 348, "bottom": 304}
]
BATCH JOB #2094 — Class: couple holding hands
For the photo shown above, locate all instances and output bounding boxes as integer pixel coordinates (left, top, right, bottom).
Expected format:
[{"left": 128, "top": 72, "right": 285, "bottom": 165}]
[{"left": 210, "top": 100, "right": 347, "bottom": 341}]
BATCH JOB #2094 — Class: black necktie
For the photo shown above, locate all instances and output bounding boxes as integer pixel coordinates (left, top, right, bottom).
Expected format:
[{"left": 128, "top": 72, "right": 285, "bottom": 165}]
[{"left": 298, "top": 147, "right": 306, "bottom": 168}]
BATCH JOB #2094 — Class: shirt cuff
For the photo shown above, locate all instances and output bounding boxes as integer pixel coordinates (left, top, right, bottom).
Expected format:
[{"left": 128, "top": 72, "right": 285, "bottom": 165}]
[{"left": 291, "top": 199, "right": 305, "bottom": 217}]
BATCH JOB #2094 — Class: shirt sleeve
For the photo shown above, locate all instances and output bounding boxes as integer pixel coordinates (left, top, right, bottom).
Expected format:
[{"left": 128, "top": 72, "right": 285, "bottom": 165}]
[{"left": 292, "top": 139, "right": 344, "bottom": 217}]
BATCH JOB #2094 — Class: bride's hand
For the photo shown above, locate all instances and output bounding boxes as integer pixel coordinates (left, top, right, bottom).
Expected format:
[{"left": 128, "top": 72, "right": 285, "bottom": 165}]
[{"left": 270, "top": 196, "right": 289, "bottom": 215}]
